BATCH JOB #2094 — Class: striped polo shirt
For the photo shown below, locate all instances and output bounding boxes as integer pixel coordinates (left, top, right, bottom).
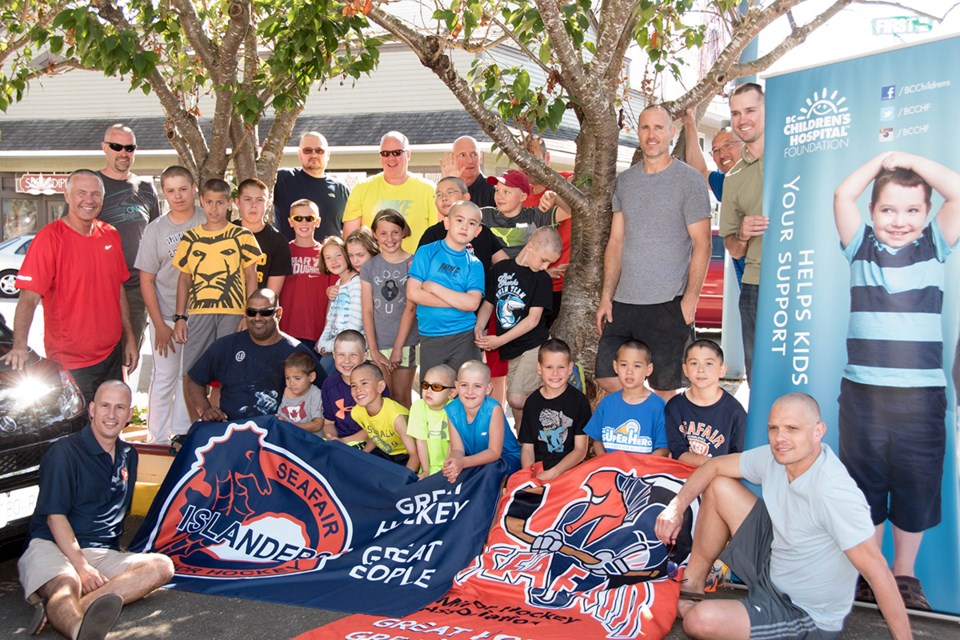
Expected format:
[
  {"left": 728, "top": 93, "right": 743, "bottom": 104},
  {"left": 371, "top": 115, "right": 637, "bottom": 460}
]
[{"left": 842, "top": 222, "right": 952, "bottom": 388}]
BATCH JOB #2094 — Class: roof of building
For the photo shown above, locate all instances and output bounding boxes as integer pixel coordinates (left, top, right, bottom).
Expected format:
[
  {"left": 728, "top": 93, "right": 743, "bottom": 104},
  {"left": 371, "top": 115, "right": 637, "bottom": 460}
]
[{"left": 0, "top": 110, "right": 637, "bottom": 152}]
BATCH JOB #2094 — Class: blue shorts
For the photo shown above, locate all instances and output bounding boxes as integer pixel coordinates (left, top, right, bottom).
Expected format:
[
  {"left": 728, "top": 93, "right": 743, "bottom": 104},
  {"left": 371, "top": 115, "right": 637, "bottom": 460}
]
[{"left": 838, "top": 379, "right": 945, "bottom": 532}]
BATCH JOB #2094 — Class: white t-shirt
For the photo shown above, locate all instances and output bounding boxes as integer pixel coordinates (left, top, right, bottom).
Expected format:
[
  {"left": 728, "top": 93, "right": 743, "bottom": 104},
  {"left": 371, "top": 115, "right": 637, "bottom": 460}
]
[{"left": 739, "top": 444, "right": 874, "bottom": 631}]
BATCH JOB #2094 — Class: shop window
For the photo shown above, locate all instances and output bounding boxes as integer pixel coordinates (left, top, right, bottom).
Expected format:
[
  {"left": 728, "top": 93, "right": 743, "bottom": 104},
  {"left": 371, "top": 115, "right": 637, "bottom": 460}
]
[{"left": 1, "top": 199, "right": 39, "bottom": 241}]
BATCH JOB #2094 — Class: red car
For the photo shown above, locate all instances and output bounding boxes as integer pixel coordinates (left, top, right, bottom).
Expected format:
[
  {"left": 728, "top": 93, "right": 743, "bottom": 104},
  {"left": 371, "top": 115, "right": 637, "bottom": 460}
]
[{"left": 695, "top": 230, "right": 724, "bottom": 329}]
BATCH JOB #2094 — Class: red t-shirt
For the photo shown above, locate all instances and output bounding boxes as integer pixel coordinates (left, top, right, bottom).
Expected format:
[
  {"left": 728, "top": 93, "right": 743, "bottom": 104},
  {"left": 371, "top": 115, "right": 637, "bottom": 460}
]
[
  {"left": 279, "top": 241, "right": 336, "bottom": 342},
  {"left": 524, "top": 171, "right": 573, "bottom": 292},
  {"left": 17, "top": 219, "right": 129, "bottom": 368}
]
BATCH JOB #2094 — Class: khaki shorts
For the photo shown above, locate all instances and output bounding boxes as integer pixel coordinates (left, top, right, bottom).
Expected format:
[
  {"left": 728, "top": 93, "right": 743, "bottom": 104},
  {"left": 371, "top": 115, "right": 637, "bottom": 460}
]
[
  {"left": 507, "top": 347, "right": 542, "bottom": 397},
  {"left": 382, "top": 345, "right": 419, "bottom": 369},
  {"left": 18, "top": 538, "right": 151, "bottom": 604}
]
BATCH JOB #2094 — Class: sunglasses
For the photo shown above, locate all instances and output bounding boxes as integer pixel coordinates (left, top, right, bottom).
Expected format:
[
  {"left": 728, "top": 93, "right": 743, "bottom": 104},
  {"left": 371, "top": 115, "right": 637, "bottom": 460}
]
[
  {"left": 105, "top": 142, "right": 137, "bottom": 153},
  {"left": 245, "top": 307, "right": 277, "bottom": 318},
  {"left": 379, "top": 149, "right": 406, "bottom": 158},
  {"left": 301, "top": 147, "right": 326, "bottom": 155},
  {"left": 421, "top": 381, "right": 455, "bottom": 392},
  {"left": 291, "top": 215, "right": 318, "bottom": 223},
  {"left": 666, "top": 543, "right": 681, "bottom": 581}
]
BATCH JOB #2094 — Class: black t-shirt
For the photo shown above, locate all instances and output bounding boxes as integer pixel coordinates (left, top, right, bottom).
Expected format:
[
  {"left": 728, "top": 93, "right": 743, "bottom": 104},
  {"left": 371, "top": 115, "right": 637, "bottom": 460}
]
[
  {"left": 273, "top": 168, "right": 349, "bottom": 242},
  {"left": 664, "top": 389, "right": 746, "bottom": 460},
  {"left": 251, "top": 224, "right": 293, "bottom": 286},
  {"left": 418, "top": 221, "right": 506, "bottom": 273},
  {"left": 96, "top": 172, "right": 160, "bottom": 287},
  {"left": 485, "top": 259, "right": 552, "bottom": 360},
  {"left": 468, "top": 174, "right": 496, "bottom": 209},
  {"left": 519, "top": 386, "right": 592, "bottom": 470}
]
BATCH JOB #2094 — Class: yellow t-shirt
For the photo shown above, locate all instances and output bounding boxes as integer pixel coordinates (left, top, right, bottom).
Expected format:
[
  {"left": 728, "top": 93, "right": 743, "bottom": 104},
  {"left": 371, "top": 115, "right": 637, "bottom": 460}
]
[
  {"left": 342, "top": 173, "right": 438, "bottom": 253},
  {"left": 351, "top": 397, "right": 410, "bottom": 456},
  {"left": 172, "top": 224, "right": 262, "bottom": 314}
]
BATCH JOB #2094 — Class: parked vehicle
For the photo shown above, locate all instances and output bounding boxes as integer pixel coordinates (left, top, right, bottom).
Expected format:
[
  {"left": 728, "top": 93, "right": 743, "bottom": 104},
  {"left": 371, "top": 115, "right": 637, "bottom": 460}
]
[
  {"left": 695, "top": 230, "right": 724, "bottom": 329},
  {"left": 0, "top": 234, "right": 34, "bottom": 298},
  {"left": 0, "top": 313, "right": 86, "bottom": 547}
]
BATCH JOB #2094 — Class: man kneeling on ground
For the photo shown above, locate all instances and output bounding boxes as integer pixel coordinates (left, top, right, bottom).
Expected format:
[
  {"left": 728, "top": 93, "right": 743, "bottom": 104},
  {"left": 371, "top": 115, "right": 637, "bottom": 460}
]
[
  {"left": 655, "top": 392, "right": 912, "bottom": 640},
  {"left": 18, "top": 380, "right": 174, "bottom": 639}
]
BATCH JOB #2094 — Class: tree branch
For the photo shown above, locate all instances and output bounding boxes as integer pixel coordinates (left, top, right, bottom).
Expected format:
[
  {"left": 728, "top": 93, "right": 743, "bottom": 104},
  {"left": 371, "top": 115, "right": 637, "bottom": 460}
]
[
  {"left": 169, "top": 0, "right": 219, "bottom": 77},
  {"left": 854, "top": 1, "right": 959, "bottom": 22},
  {"left": 533, "top": 0, "right": 589, "bottom": 92},
  {"left": 591, "top": 0, "right": 641, "bottom": 79}
]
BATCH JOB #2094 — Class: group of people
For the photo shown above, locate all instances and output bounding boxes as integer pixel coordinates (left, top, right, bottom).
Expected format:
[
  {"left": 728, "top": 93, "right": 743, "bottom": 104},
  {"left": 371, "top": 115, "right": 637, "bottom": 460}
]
[{"left": 7, "top": 92, "right": 940, "bottom": 639}]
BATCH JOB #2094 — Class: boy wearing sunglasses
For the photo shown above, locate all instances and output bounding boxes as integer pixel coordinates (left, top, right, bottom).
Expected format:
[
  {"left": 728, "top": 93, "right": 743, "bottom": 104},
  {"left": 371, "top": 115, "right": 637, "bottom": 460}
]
[{"left": 407, "top": 365, "right": 458, "bottom": 479}]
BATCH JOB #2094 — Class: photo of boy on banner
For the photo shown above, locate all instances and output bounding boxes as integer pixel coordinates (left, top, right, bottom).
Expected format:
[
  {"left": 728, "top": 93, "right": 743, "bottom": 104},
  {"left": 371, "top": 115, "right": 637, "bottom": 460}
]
[
  {"left": 834, "top": 151, "right": 960, "bottom": 609},
  {"left": 754, "top": 34, "right": 960, "bottom": 617}
]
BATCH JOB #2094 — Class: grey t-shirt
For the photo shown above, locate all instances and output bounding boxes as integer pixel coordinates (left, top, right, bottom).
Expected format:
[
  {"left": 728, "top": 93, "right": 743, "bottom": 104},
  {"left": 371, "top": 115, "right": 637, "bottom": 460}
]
[
  {"left": 279, "top": 385, "right": 324, "bottom": 426},
  {"left": 97, "top": 172, "right": 161, "bottom": 288},
  {"left": 360, "top": 253, "right": 419, "bottom": 349},
  {"left": 610, "top": 160, "right": 710, "bottom": 305},
  {"left": 740, "top": 444, "right": 875, "bottom": 631},
  {"left": 134, "top": 210, "right": 206, "bottom": 318}
]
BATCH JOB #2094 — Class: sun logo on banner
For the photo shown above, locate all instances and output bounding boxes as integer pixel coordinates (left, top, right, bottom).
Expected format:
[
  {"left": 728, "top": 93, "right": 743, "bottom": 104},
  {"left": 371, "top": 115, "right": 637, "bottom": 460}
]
[
  {"left": 783, "top": 87, "right": 853, "bottom": 156},
  {"left": 143, "top": 421, "right": 353, "bottom": 579}
]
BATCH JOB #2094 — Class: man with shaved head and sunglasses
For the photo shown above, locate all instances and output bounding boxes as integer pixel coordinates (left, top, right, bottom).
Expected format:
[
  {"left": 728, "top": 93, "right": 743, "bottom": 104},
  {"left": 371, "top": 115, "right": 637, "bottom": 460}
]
[
  {"left": 184, "top": 289, "right": 323, "bottom": 422},
  {"left": 98, "top": 124, "right": 161, "bottom": 353}
]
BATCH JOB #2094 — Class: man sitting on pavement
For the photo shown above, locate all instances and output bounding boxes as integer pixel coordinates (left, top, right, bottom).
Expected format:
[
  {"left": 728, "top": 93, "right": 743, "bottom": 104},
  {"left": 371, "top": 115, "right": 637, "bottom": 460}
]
[
  {"left": 655, "top": 392, "right": 912, "bottom": 640},
  {"left": 185, "top": 289, "right": 322, "bottom": 422},
  {"left": 18, "top": 380, "right": 174, "bottom": 640}
]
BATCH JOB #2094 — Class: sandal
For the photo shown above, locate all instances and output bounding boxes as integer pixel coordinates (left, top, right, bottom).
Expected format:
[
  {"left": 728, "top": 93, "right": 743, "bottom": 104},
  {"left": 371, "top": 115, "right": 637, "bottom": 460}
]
[
  {"left": 855, "top": 575, "right": 876, "bottom": 603},
  {"left": 895, "top": 575, "right": 931, "bottom": 611},
  {"left": 29, "top": 601, "right": 46, "bottom": 635},
  {"left": 169, "top": 434, "right": 187, "bottom": 455},
  {"left": 77, "top": 593, "right": 123, "bottom": 640}
]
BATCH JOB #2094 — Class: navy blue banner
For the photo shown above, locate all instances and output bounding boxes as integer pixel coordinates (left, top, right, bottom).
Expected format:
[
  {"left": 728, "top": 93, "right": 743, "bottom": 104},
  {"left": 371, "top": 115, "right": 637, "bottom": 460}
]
[{"left": 130, "top": 417, "right": 506, "bottom": 615}]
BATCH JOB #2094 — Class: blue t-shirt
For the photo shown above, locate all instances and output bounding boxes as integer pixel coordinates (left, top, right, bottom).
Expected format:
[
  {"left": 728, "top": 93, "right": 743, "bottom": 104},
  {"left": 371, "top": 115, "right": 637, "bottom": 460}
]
[
  {"left": 708, "top": 170, "right": 724, "bottom": 201},
  {"left": 408, "top": 239, "right": 485, "bottom": 336},
  {"left": 665, "top": 389, "right": 746, "bottom": 460},
  {"left": 446, "top": 396, "right": 521, "bottom": 474},
  {"left": 321, "top": 373, "right": 390, "bottom": 438},
  {"left": 584, "top": 391, "right": 667, "bottom": 454},
  {"left": 29, "top": 427, "right": 137, "bottom": 550},
  {"left": 188, "top": 331, "right": 321, "bottom": 419}
]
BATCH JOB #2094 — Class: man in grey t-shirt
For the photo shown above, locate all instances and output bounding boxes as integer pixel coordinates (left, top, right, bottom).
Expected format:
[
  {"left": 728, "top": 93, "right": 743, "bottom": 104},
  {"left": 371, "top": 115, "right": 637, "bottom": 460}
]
[
  {"left": 595, "top": 105, "right": 711, "bottom": 399},
  {"left": 655, "top": 393, "right": 912, "bottom": 640},
  {"left": 98, "top": 124, "right": 161, "bottom": 350}
]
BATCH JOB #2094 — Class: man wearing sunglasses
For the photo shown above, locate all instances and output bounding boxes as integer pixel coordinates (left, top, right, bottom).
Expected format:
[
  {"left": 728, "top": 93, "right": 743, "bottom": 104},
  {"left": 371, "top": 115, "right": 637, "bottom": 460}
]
[
  {"left": 342, "top": 131, "right": 438, "bottom": 253},
  {"left": 184, "top": 289, "right": 323, "bottom": 422},
  {"left": 273, "top": 131, "right": 349, "bottom": 243},
  {"left": 97, "top": 124, "right": 161, "bottom": 355}
]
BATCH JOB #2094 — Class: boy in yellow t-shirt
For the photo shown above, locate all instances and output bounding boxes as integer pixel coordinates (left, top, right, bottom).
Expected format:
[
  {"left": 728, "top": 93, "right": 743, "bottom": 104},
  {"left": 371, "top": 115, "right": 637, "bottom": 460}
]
[
  {"left": 350, "top": 362, "right": 420, "bottom": 474},
  {"left": 407, "top": 365, "right": 457, "bottom": 479}
]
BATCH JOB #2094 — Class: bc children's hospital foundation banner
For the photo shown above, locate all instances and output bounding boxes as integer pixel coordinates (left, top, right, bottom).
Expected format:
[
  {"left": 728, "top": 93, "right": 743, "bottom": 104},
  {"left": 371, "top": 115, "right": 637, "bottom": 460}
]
[{"left": 751, "top": 35, "right": 960, "bottom": 615}]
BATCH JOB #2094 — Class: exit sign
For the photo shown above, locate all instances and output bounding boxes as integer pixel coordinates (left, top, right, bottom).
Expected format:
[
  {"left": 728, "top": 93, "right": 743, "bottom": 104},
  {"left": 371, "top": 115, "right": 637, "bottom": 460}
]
[{"left": 872, "top": 16, "right": 934, "bottom": 35}]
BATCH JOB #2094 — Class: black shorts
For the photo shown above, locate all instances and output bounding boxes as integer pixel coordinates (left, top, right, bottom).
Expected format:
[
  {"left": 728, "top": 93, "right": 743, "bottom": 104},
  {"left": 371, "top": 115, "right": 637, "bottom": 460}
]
[
  {"left": 595, "top": 297, "right": 692, "bottom": 390},
  {"left": 720, "top": 500, "right": 840, "bottom": 640},
  {"left": 369, "top": 446, "right": 410, "bottom": 468},
  {"left": 838, "top": 379, "right": 945, "bottom": 531}
]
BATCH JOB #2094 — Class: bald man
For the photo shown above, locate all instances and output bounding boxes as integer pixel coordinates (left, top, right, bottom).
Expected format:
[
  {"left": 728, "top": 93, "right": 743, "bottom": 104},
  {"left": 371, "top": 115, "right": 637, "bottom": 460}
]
[
  {"left": 441, "top": 135, "right": 496, "bottom": 208},
  {"left": 18, "top": 381, "right": 174, "bottom": 639},
  {"left": 656, "top": 393, "right": 912, "bottom": 640}
]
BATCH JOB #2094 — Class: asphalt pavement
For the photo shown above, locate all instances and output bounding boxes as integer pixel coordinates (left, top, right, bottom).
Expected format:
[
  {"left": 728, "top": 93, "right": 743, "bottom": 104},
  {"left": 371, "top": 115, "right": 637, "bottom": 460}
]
[{"left": 0, "top": 517, "right": 956, "bottom": 640}]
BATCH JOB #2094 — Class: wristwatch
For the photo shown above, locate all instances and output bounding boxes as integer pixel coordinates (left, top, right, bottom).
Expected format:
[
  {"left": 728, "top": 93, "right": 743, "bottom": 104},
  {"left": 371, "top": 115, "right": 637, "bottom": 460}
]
[{"left": 172, "top": 314, "right": 188, "bottom": 323}]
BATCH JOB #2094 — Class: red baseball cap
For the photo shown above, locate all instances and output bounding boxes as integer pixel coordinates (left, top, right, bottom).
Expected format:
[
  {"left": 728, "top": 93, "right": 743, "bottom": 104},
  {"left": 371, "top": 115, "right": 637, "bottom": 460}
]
[{"left": 487, "top": 169, "right": 531, "bottom": 195}]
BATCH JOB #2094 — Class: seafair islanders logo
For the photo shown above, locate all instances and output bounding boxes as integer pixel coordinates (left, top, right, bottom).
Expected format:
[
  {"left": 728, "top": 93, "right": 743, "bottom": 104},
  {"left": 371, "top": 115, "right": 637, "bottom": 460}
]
[
  {"left": 782, "top": 87, "right": 852, "bottom": 157},
  {"left": 144, "top": 421, "right": 352, "bottom": 579},
  {"left": 461, "top": 468, "right": 696, "bottom": 637}
]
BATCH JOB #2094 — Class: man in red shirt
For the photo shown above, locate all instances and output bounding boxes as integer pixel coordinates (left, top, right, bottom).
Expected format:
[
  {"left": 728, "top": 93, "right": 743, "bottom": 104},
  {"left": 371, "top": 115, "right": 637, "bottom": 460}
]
[{"left": 2, "top": 170, "right": 138, "bottom": 402}]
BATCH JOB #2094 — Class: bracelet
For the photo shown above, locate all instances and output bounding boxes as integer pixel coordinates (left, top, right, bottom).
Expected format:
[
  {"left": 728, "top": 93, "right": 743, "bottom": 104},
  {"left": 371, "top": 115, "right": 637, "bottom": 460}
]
[{"left": 172, "top": 314, "right": 188, "bottom": 323}]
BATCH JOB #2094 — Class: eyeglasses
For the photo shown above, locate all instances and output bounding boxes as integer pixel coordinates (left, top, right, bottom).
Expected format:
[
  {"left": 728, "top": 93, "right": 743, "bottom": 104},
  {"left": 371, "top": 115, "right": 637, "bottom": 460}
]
[
  {"left": 421, "top": 381, "right": 455, "bottom": 392},
  {"left": 379, "top": 149, "right": 407, "bottom": 158},
  {"left": 666, "top": 543, "right": 680, "bottom": 581},
  {"left": 301, "top": 147, "right": 326, "bottom": 155},
  {"left": 105, "top": 142, "right": 137, "bottom": 153},
  {"left": 291, "top": 215, "right": 318, "bottom": 223},
  {"left": 245, "top": 307, "right": 277, "bottom": 317},
  {"left": 435, "top": 190, "right": 464, "bottom": 201},
  {"left": 711, "top": 140, "right": 738, "bottom": 155}
]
